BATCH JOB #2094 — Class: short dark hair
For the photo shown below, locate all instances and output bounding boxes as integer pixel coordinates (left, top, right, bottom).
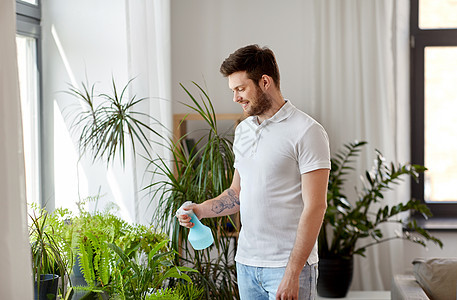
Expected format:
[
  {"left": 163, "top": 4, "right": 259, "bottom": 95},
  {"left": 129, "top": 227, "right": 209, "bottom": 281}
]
[{"left": 220, "top": 44, "right": 280, "bottom": 89}]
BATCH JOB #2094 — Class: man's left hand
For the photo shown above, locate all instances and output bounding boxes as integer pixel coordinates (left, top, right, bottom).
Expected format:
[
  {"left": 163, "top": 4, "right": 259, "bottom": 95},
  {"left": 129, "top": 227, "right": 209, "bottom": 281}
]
[{"left": 276, "top": 274, "right": 299, "bottom": 300}]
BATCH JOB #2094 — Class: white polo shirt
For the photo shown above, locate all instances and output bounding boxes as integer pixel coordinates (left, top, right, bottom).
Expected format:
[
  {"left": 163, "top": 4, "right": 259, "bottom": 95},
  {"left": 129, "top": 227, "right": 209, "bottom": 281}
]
[{"left": 233, "top": 100, "right": 330, "bottom": 268}]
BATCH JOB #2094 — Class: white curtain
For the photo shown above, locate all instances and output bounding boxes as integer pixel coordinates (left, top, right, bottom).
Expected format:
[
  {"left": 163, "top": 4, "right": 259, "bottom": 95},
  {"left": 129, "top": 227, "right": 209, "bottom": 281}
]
[
  {"left": 125, "top": 0, "right": 172, "bottom": 225},
  {"left": 0, "top": 0, "right": 34, "bottom": 298},
  {"left": 310, "top": 0, "right": 410, "bottom": 290}
]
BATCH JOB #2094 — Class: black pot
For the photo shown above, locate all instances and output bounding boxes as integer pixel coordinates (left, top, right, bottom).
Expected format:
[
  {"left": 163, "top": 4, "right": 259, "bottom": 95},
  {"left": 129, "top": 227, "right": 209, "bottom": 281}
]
[
  {"left": 317, "top": 257, "right": 354, "bottom": 298},
  {"left": 34, "top": 274, "right": 60, "bottom": 300}
]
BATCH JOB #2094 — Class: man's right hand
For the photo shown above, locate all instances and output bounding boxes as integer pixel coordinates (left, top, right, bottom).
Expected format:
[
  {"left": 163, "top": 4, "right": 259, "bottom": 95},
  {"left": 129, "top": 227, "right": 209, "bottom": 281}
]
[{"left": 176, "top": 203, "right": 199, "bottom": 228}]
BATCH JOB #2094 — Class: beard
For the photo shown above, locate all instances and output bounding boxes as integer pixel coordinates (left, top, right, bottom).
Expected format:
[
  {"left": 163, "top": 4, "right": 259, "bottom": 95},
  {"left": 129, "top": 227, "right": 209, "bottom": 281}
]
[{"left": 246, "top": 86, "right": 273, "bottom": 116}]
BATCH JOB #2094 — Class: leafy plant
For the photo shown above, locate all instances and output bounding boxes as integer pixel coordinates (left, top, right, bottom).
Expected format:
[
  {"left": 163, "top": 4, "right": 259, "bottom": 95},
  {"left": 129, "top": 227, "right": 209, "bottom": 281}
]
[
  {"left": 50, "top": 199, "right": 185, "bottom": 299},
  {"left": 148, "top": 82, "right": 239, "bottom": 299},
  {"left": 145, "top": 288, "right": 183, "bottom": 300},
  {"left": 29, "top": 206, "right": 72, "bottom": 298},
  {"left": 108, "top": 240, "right": 196, "bottom": 300},
  {"left": 172, "top": 283, "right": 204, "bottom": 300},
  {"left": 67, "top": 78, "right": 164, "bottom": 166},
  {"left": 319, "top": 141, "right": 443, "bottom": 259},
  {"left": 68, "top": 78, "right": 240, "bottom": 298},
  {"left": 145, "top": 284, "right": 204, "bottom": 300},
  {"left": 70, "top": 212, "right": 126, "bottom": 294}
]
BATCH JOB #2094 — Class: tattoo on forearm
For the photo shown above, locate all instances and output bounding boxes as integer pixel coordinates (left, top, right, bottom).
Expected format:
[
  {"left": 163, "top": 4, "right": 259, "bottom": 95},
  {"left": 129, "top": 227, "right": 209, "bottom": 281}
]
[{"left": 211, "top": 188, "right": 240, "bottom": 214}]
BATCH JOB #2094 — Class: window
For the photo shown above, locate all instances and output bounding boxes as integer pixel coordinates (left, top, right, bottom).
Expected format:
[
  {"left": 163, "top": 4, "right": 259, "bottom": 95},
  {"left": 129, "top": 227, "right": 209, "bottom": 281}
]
[
  {"left": 410, "top": 0, "right": 457, "bottom": 220},
  {"left": 16, "top": 0, "right": 42, "bottom": 206}
]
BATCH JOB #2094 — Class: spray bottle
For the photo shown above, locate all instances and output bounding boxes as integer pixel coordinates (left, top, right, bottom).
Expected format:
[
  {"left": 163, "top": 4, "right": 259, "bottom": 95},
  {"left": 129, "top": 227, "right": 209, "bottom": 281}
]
[{"left": 176, "top": 201, "right": 214, "bottom": 250}]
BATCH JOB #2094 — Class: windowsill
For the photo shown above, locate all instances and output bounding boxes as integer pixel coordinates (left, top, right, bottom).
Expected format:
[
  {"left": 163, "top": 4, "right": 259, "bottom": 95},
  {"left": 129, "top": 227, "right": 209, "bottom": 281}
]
[{"left": 407, "top": 216, "right": 457, "bottom": 231}]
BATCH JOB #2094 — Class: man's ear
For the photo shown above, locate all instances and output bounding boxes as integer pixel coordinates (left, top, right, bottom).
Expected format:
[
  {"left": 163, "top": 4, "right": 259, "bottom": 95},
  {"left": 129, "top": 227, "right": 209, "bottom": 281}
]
[{"left": 259, "top": 75, "right": 272, "bottom": 91}]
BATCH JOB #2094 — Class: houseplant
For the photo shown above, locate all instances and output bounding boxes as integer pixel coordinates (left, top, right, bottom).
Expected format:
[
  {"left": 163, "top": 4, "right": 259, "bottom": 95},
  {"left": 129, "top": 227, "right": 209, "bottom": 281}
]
[
  {"left": 66, "top": 78, "right": 208, "bottom": 298},
  {"left": 68, "top": 79, "right": 240, "bottom": 299},
  {"left": 67, "top": 77, "right": 163, "bottom": 167},
  {"left": 47, "top": 198, "right": 196, "bottom": 300},
  {"left": 29, "top": 206, "right": 72, "bottom": 300},
  {"left": 148, "top": 82, "right": 239, "bottom": 299},
  {"left": 317, "top": 141, "right": 443, "bottom": 297},
  {"left": 108, "top": 240, "right": 197, "bottom": 300}
]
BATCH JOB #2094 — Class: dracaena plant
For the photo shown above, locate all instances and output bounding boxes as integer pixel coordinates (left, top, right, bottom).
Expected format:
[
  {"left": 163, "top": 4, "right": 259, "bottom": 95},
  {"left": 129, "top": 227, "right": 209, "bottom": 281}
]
[
  {"left": 68, "top": 79, "right": 240, "bottom": 299},
  {"left": 147, "top": 82, "right": 239, "bottom": 300},
  {"left": 29, "top": 206, "right": 72, "bottom": 298},
  {"left": 67, "top": 78, "right": 164, "bottom": 166},
  {"left": 318, "top": 141, "right": 443, "bottom": 260}
]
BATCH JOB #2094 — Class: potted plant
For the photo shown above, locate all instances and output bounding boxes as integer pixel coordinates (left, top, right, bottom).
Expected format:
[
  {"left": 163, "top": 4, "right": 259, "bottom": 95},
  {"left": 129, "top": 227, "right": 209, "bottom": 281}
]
[
  {"left": 317, "top": 141, "right": 443, "bottom": 298},
  {"left": 69, "top": 210, "right": 125, "bottom": 298},
  {"left": 68, "top": 79, "right": 240, "bottom": 299},
  {"left": 148, "top": 82, "right": 239, "bottom": 299},
  {"left": 108, "top": 240, "right": 197, "bottom": 300},
  {"left": 29, "top": 207, "right": 71, "bottom": 300},
  {"left": 50, "top": 197, "right": 195, "bottom": 299},
  {"left": 67, "top": 77, "right": 163, "bottom": 167}
]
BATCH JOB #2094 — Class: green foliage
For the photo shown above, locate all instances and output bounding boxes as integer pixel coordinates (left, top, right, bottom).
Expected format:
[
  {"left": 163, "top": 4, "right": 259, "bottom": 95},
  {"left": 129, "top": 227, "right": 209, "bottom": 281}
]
[
  {"left": 145, "top": 288, "right": 183, "bottom": 300},
  {"left": 117, "top": 223, "right": 170, "bottom": 257},
  {"left": 47, "top": 200, "right": 191, "bottom": 299},
  {"left": 148, "top": 82, "right": 239, "bottom": 299},
  {"left": 145, "top": 284, "right": 205, "bottom": 300},
  {"left": 68, "top": 79, "right": 240, "bottom": 298},
  {"left": 68, "top": 213, "right": 124, "bottom": 292},
  {"left": 29, "top": 205, "right": 72, "bottom": 297},
  {"left": 173, "top": 283, "right": 204, "bottom": 300},
  {"left": 67, "top": 78, "right": 164, "bottom": 166},
  {"left": 108, "top": 241, "right": 196, "bottom": 300},
  {"left": 319, "top": 141, "right": 443, "bottom": 259}
]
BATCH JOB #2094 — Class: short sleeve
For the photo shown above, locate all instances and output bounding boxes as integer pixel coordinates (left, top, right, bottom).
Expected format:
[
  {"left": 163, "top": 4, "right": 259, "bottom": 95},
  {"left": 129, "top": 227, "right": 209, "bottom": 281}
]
[
  {"left": 297, "top": 123, "right": 331, "bottom": 174},
  {"left": 233, "top": 122, "right": 242, "bottom": 169}
]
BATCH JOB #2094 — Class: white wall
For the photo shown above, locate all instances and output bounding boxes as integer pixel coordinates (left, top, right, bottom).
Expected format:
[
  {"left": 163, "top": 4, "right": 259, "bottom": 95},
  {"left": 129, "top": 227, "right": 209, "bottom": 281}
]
[
  {"left": 171, "top": 0, "right": 316, "bottom": 120},
  {"left": 41, "top": 0, "right": 143, "bottom": 223}
]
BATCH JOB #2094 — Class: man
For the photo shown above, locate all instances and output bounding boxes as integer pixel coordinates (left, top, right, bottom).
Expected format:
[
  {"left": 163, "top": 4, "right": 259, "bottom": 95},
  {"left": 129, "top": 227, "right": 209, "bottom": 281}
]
[{"left": 177, "top": 44, "right": 330, "bottom": 300}]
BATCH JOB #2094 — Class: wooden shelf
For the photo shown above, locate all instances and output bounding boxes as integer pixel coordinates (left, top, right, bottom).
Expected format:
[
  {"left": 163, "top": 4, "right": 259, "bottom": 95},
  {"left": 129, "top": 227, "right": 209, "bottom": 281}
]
[{"left": 173, "top": 113, "right": 244, "bottom": 145}]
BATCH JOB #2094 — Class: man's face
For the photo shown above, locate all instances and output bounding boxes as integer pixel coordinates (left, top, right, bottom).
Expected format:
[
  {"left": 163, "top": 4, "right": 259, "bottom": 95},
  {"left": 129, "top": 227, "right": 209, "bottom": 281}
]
[{"left": 228, "top": 71, "right": 272, "bottom": 117}]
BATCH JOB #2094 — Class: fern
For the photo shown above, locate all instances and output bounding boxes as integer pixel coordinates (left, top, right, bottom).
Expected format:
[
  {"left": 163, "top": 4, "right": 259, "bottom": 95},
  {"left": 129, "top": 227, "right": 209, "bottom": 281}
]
[
  {"left": 78, "top": 240, "right": 95, "bottom": 286},
  {"left": 173, "top": 283, "right": 204, "bottom": 300},
  {"left": 99, "top": 240, "right": 110, "bottom": 285},
  {"left": 82, "top": 228, "right": 112, "bottom": 287},
  {"left": 146, "top": 288, "right": 184, "bottom": 300}
]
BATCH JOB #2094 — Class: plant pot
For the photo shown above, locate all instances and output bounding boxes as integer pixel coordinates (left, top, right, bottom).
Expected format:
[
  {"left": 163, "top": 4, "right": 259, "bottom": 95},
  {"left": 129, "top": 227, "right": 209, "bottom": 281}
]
[
  {"left": 70, "top": 255, "right": 90, "bottom": 300},
  {"left": 317, "top": 257, "right": 354, "bottom": 298},
  {"left": 34, "top": 274, "right": 60, "bottom": 300}
]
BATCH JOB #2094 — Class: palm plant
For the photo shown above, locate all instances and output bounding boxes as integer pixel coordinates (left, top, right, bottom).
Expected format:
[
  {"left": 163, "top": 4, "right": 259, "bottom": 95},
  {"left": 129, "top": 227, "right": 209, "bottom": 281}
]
[
  {"left": 147, "top": 82, "right": 239, "bottom": 299},
  {"left": 67, "top": 77, "right": 164, "bottom": 166},
  {"left": 68, "top": 79, "right": 240, "bottom": 298}
]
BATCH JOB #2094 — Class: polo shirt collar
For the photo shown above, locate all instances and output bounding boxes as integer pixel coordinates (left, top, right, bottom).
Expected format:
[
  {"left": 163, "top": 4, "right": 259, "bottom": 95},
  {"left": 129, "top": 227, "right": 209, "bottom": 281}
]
[{"left": 249, "top": 99, "right": 294, "bottom": 125}]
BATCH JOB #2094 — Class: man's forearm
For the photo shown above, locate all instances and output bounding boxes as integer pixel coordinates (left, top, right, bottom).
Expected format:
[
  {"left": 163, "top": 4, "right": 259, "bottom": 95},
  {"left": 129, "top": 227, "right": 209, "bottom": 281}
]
[
  {"left": 284, "top": 168, "right": 329, "bottom": 277},
  {"left": 199, "top": 188, "right": 241, "bottom": 219},
  {"left": 285, "top": 203, "right": 326, "bottom": 276}
]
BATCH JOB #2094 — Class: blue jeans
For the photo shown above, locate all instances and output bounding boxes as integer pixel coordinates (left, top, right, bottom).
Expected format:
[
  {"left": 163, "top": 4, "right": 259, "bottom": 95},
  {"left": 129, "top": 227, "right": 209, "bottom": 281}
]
[{"left": 236, "top": 262, "right": 318, "bottom": 300}]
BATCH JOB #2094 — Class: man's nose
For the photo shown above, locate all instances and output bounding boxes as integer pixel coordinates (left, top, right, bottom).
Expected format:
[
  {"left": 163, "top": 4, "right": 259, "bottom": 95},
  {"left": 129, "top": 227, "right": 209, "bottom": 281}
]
[{"left": 233, "top": 92, "right": 241, "bottom": 103}]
